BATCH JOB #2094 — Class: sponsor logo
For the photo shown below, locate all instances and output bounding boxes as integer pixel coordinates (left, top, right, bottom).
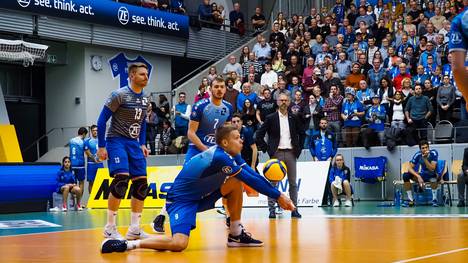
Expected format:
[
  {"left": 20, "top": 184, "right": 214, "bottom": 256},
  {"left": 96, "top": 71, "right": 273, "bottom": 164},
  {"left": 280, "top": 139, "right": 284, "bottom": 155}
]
[
  {"left": 117, "top": 6, "right": 130, "bottom": 25},
  {"left": 451, "top": 32, "right": 463, "bottom": 45},
  {"left": 222, "top": 166, "right": 233, "bottom": 174},
  {"left": 129, "top": 123, "right": 141, "bottom": 138},
  {"left": 112, "top": 63, "right": 119, "bottom": 72},
  {"left": 204, "top": 134, "right": 216, "bottom": 144},
  {"left": 358, "top": 165, "right": 380, "bottom": 171},
  {"left": 17, "top": 0, "right": 31, "bottom": 8}
]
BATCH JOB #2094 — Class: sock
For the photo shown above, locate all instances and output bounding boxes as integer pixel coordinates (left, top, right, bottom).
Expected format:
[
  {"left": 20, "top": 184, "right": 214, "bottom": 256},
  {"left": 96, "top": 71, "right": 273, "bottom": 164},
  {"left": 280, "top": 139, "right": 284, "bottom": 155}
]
[
  {"left": 130, "top": 212, "right": 142, "bottom": 229},
  {"left": 229, "top": 220, "right": 242, "bottom": 236},
  {"left": 432, "top": 189, "right": 438, "bottom": 200},
  {"left": 406, "top": 191, "right": 414, "bottom": 202},
  {"left": 107, "top": 209, "right": 117, "bottom": 226},
  {"left": 126, "top": 240, "right": 141, "bottom": 250},
  {"left": 159, "top": 205, "right": 167, "bottom": 216}
]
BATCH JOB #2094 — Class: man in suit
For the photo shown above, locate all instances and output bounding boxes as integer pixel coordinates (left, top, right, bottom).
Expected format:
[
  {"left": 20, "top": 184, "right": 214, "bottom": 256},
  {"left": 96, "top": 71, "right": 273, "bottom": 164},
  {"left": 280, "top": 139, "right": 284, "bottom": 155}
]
[
  {"left": 457, "top": 147, "right": 468, "bottom": 207},
  {"left": 256, "top": 93, "right": 305, "bottom": 218}
]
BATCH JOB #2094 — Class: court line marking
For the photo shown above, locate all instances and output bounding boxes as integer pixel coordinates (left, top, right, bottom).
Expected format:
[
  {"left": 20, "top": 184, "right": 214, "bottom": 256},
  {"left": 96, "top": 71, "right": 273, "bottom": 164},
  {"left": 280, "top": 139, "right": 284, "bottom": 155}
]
[
  {"left": 304, "top": 214, "right": 468, "bottom": 218},
  {"left": 393, "top": 247, "right": 468, "bottom": 262}
]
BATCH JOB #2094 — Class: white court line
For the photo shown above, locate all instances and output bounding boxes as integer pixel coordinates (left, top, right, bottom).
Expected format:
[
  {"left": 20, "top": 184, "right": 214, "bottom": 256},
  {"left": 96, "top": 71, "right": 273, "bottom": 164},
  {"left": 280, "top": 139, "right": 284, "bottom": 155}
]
[
  {"left": 304, "top": 214, "right": 468, "bottom": 218},
  {"left": 393, "top": 247, "right": 468, "bottom": 263}
]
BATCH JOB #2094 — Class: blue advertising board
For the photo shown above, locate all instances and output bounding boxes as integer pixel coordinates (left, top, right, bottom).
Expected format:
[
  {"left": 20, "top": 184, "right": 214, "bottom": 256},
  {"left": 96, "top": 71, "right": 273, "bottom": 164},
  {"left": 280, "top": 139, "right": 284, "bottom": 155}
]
[{"left": 0, "top": 0, "right": 189, "bottom": 38}]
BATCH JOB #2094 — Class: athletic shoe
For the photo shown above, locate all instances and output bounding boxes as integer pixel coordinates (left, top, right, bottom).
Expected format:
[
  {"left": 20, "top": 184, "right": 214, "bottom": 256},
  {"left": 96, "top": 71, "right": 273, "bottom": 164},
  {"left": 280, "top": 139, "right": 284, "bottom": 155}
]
[
  {"left": 268, "top": 211, "right": 276, "bottom": 219},
  {"left": 333, "top": 200, "right": 340, "bottom": 207},
  {"left": 227, "top": 230, "right": 264, "bottom": 247},
  {"left": 126, "top": 227, "right": 150, "bottom": 240},
  {"left": 276, "top": 207, "right": 283, "bottom": 214},
  {"left": 217, "top": 206, "right": 227, "bottom": 216},
  {"left": 101, "top": 239, "right": 127, "bottom": 253},
  {"left": 151, "top": 214, "right": 165, "bottom": 234},
  {"left": 226, "top": 217, "right": 230, "bottom": 228},
  {"left": 432, "top": 199, "right": 439, "bottom": 207},
  {"left": 61, "top": 205, "right": 67, "bottom": 212},
  {"left": 344, "top": 200, "right": 353, "bottom": 207},
  {"left": 76, "top": 204, "right": 83, "bottom": 211},
  {"left": 291, "top": 210, "right": 302, "bottom": 218},
  {"left": 49, "top": 207, "right": 60, "bottom": 212},
  {"left": 402, "top": 201, "right": 415, "bottom": 207},
  {"left": 457, "top": 200, "right": 465, "bottom": 207},
  {"left": 103, "top": 225, "right": 124, "bottom": 239}
]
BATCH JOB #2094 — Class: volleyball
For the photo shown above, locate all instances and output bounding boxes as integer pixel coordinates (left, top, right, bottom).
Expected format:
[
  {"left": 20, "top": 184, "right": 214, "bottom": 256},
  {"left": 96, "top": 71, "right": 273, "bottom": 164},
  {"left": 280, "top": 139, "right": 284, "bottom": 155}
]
[{"left": 262, "top": 159, "right": 287, "bottom": 181}]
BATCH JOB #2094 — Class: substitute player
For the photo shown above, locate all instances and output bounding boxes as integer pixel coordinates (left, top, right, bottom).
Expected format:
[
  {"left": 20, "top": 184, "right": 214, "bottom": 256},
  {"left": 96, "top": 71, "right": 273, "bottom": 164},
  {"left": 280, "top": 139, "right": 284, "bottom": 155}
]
[
  {"left": 152, "top": 76, "right": 234, "bottom": 233},
  {"left": 84, "top": 125, "right": 103, "bottom": 194},
  {"left": 449, "top": 4, "right": 468, "bottom": 100},
  {"left": 69, "top": 127, "right": 88, "bottom": 196},
  {"left": 101, "top": 125, "right": 295, "bottom": 253},
  {"left": 97, "top": 63, "right": 151, "bottom": 240}
]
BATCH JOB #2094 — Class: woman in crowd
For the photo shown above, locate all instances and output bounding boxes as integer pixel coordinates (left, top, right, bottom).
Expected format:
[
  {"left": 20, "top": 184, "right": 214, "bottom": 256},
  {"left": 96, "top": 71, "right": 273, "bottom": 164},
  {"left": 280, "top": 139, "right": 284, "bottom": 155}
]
[
  {"left": 239, "top": 46, "right": 250, "bottom": 65},
  {"left": 207, "top": 67, "right": 218, "bottom": 84},
  {"left": 436, "top": 75, "right": 456, "bottom": 121},
  {"left": 329, "top": 154, "right": 352, "bottom": 207},
  {"left": 423, "top": 79, "right": 438, "bottom": 126},
  {"left": 146, "top": 102, "right": 159, "bottom": 155},
  {"left": 56, "top": 156, "right": 82, "bottom": 212},
  {"left": 194, "top": 78, "right": 211, "bottom": 103},
  {"left": 388, "top": 91, "right": 407, "bottom": 129},
  {"left": 159, "top": 119, "right": 176, "bottom": 155},
  {"left": 401, "top": 78, "right": 414, "bottom": 98},
  {"left": 272, "top": 51, "right": 286, "bottom": 75},
  {"left": 241, "top": 99, "right": 257, "bottom": 133}
]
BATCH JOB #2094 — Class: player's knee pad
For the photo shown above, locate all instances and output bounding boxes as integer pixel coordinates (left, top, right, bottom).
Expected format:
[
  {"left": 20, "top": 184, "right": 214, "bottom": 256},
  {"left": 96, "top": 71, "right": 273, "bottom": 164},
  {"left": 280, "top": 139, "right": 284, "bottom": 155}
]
[
  {"left": 131, "top": 178, "right": 148, "bottom": 201},
  {"left": 402, "top": 173, "right": 412, "bottom": 182},
  {"left": 110, "top": 174, "right": 130, "bottom": 199}
]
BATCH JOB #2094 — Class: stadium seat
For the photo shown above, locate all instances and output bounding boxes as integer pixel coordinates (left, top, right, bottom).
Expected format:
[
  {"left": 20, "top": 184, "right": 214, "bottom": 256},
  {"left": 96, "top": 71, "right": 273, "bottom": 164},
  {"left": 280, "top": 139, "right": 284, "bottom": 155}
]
[{"left": 434, "top": 120, "right": 454, "bottom": 144}]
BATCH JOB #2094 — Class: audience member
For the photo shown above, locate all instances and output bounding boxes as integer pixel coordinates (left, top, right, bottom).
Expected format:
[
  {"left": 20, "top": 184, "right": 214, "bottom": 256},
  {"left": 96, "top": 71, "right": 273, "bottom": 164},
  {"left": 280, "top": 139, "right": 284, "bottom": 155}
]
[{"left": 329, "top": 154, "right": 352, "bottom": 207}]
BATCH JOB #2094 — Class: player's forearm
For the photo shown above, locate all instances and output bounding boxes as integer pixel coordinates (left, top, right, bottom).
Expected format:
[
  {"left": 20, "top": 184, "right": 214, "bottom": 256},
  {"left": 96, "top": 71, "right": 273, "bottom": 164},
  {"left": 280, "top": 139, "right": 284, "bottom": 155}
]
[
  {"left": 251, "top": 145, "right": 258, "bottom": 168},
  {"left": 187, "top": 130, "right": 208, "bottom": 151},
  {"left": 97, "top": 106, "right": 112, "bottom": 147},
  {"left": 235, "top": 168, "right": 281, "bottom": 199}
]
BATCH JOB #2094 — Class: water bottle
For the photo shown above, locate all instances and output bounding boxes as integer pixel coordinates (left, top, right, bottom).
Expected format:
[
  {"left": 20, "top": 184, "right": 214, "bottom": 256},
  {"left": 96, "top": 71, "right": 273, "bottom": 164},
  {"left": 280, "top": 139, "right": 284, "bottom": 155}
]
[{"left": 394, "top": 189, "right": 401, "bottom": 207}]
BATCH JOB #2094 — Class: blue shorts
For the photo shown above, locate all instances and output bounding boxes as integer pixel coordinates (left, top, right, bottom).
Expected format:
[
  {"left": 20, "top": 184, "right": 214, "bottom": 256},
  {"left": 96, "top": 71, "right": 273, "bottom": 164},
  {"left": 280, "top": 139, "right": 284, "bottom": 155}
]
[
  {"left": 73, "top": 168, "right": 86, "bottom": 182},
  {"left": 107, "top": 137, "right": 147, "bottom": 178},
  {"left": 167, "top": 190, "right": 223, "bottom": 236},
  {"left": 184, "top": 145, "right": 203, "bottom": 163},
  {"left": 87, "top": 162, "right": 104, "bottom": 182}
]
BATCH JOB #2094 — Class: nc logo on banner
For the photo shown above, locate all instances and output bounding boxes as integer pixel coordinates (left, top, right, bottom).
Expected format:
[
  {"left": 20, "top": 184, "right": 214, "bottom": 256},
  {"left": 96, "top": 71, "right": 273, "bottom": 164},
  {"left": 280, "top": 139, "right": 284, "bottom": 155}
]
[
  {"left": 109, "top": 53, "right": 153, "bottom": 88},
  {"left": 118, "top": 6, "right": 130, "bottom": 25},
  {"left": 17, "top": 0, "right": 31, "bottom": 8}
]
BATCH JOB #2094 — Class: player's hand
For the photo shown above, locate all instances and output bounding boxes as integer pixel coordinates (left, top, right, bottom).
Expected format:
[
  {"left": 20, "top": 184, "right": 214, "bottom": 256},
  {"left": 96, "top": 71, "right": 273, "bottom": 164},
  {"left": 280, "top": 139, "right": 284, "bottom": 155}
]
[
  {"left": 277, "top": 193, "right": 295, "bottom": 211},
  {"left": 97, "top": 147, "right": 108, "bottom": 161},
  {"left": 141, "top": 145, "right": 150, "bottom": 158},
  {"left": 417, "top": 175, "right": 424, "bottom": 187}
]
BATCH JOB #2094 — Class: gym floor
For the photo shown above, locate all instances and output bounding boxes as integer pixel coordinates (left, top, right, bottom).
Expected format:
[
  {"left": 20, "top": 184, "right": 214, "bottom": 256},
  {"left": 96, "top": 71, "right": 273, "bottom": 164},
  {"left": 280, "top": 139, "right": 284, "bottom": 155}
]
[{"left": 1, "top": 203, "right": 467, "bottom": 263}]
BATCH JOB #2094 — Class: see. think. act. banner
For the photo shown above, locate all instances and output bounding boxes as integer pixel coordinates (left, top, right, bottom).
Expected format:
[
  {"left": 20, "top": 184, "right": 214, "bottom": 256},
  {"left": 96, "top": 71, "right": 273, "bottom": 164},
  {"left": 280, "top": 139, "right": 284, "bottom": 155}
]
[{"left": 1, "top": 0, "right": 189, "bottom": 38}]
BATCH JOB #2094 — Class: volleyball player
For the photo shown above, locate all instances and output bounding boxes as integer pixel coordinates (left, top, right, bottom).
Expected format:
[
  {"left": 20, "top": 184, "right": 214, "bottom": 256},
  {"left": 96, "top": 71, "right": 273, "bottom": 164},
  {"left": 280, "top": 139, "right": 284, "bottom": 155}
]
[
  {"left": 101, "top": 125, "right": 295, "bottom": 253},
  {"left": 97, "top": 63, "right": 151, "bottom": 240}
]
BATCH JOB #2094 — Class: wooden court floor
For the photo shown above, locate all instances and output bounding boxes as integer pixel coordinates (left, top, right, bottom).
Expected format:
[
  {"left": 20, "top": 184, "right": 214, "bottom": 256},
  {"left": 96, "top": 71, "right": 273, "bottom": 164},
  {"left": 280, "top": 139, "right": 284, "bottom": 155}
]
[{"left": 0, "top": 208, "right": 467, "bottom": 263}]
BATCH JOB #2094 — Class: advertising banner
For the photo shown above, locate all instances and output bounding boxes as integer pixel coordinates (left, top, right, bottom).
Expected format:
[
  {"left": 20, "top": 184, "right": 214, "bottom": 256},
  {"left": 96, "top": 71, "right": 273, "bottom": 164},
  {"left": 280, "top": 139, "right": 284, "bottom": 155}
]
[{"left": 1, "top": 0, "right": 189, "bottom": 38}]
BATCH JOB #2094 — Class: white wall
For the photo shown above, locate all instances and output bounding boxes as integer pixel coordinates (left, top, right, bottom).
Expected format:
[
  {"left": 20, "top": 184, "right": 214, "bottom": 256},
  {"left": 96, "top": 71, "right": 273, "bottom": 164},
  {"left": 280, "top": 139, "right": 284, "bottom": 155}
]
[{"left": 45, "top": 43, "right": 172, "bottom": 149}]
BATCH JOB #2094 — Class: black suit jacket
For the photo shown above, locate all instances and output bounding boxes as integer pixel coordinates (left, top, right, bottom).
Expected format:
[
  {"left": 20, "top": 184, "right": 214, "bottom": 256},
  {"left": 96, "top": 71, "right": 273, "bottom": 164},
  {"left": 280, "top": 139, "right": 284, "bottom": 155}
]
[
  {"left": 256, "top": 111, "right": 305, "bottom": 158},
  {"left": 462, "top": 147, "right": 468, "bottom": 176}
]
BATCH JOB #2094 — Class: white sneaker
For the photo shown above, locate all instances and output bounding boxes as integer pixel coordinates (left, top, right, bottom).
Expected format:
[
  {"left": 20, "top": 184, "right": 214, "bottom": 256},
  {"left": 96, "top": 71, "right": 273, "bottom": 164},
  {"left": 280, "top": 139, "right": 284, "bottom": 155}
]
[
  {"left": 103, "top": 225, "right": 124, "bottom": 240},
  {"left": 126, "top": 227, "right": 151, "bottom": 240},
  {"left": 216, "top": 207, "right": 226, "bottom": 215},
  {"left": 333, "top": 200, "right": 340, "bottom": 207},
  {"left": 61, "top": 205, "right": 67, "bottom": 212},
  {"left": 49, "top": 207, "right": 60, "bottom": 212},
  {"left": 276, "top": 207, "right": 284, "bottom": 214},
  {"left": 344, "top": 200, "right": 353, "bottom": 207}
]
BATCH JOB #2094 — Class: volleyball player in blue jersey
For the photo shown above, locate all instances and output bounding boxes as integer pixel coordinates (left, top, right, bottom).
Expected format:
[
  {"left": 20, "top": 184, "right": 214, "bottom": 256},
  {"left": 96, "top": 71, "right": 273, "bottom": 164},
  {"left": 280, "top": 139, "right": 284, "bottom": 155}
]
[
  {"left": 69, "top": 127, "right": 87, "bottom": 196},
  {"left": 97, "top": 63, "right": 151, "bottom": 240},
  {"left": 152, "top": 76, "right": 234, "bottom": 233},
  {"left": 101, "top": 125, "right": 295, "bottom": 253},
  {"left": 449, "top": 5, "right": 468, "bottom": 100},
  {"left": 84, "top": 125, "right": 103, "bottom": 194}
]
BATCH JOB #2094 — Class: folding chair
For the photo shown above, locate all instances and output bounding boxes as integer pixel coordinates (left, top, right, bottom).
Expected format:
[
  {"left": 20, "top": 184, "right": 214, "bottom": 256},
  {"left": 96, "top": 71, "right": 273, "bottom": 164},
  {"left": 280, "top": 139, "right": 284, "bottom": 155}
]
[
  {"left": 353, "top": 156, "right": 387, "bottom": 200},
  {"left": 434, "top": 120, "right": 453, "bottom": 144}
]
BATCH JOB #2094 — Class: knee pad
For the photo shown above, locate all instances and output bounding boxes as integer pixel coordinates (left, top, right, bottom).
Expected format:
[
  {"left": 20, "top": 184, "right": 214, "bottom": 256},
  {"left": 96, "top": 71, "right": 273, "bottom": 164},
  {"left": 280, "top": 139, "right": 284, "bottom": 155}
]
[
  {"left": 131, "top": 178, "right": 149, "bottom": 201},
  {"left": 109, "top": 174, "right": 130, "bottom": 199},
  {"left": 402, "top": 173, "right": 412, "bottom": 182}
]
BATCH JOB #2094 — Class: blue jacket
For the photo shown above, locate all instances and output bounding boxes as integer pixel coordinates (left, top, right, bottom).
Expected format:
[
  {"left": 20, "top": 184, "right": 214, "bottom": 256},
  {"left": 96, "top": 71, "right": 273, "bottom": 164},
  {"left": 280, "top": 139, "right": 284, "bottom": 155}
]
[
  {"left": 342, "top": 99, "right": 364, "bottom": 127},
  {"left": 309, "top": 130, "right": 337, "bottom": 161},
  {"left": 366, "top": 105, "right": 386, "bottom": 132},
  {"left": 56, "top": 169, "right": 76, "bottom": 193},
  {"left": 174, "top": 102, "right": 189, "bottom": 128},
  {"left": 412, "top": 74, "right": 430, "bottom": 85},
  {"left": 328, "top": 165, "right": 351, "bottom": 184},
  {"left": 237, "top": 92, "right": 258, "bottom": 112},
  {"left": 198, "top": 4, "right": 212, "bottom": 20}
]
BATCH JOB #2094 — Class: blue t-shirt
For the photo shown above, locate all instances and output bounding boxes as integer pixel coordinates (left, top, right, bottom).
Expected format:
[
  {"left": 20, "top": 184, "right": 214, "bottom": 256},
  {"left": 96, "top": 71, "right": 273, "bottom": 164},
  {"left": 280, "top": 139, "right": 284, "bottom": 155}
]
[
  {"left": 448, "top": 9, "right": 468, "bottom": 54},
  {"left": 190, "top": 99, "right": 233, "bottom": 147},
  {"left": 342, "top": 99, "right": 364, "bottom": 127},
  {"left": 410, "top": 149, "right": 439, "bottom": 174},
  {"left": 167, "top": 146, "right": 244, "bottom": 202},
  {"left": 84, "top": 137, "right": 99, "bottom": 163},
  {"left": 69, "top": 136, "right": 85, "bottom": 167}
]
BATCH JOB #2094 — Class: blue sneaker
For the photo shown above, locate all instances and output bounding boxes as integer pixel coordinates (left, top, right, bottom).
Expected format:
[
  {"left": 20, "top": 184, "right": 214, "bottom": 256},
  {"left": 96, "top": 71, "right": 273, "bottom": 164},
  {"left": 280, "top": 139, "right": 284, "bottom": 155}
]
[
  {"left": 432, "top": 199, "right": 439, "bottom": 207},
  {"left": 101, "top": 239, "right": 127, "bottom": 253}
]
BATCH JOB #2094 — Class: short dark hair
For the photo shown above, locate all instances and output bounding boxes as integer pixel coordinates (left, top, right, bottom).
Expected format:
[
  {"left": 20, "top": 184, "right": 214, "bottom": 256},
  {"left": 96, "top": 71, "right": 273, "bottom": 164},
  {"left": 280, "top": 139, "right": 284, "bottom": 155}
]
[
  {"left": 419, "top": 140, "right": 429, "bottom": 149},
  {"left": 320, "top": 117, "right": 328, "bottom": 122},
  {"left": 215, "top": 125, "right": 237, "bottom": 145},
  {"left": 212, "top": 76, "right": 225, "bottom": 86},
  {"left": 232, "top": 112, "right": 242, "bottom": 119},
  {"left": 128, "top": 63, "right": 148, "bottom": 75},
  {"left": 78, "top": 127, "right": 88, "bottom": 136},
  {"left": 90, "top": 125, "right": 97, "bottom": 131},
  {"left": 179, "top": 92, "right": 186, "bottom": 96}
]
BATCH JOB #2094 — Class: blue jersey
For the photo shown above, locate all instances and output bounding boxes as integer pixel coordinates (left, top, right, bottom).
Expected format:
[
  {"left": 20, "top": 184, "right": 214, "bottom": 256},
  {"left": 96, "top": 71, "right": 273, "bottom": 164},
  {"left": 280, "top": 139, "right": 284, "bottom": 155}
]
[
  {"left": 105, "top": 86, "right": 150, "bottom": 141},
  {"left": 342, "top": 99, "right": 364, "bottom": 127},
  {"left": 84, "top": 137, "right": 99, "bottom": 163},
  {"left": 190, "top": 99, "right": 233, "bottom": 147},
  {"left": 69, "top": 136, "right": 85, "bottom": 167},
  {"left": 167, "top": 146, "right": 244, "bottom": 202},
  {"left": 109, "top": 53, "right": 153, "bottom": 88},
  {"left": 410, "top": 149, "right": 438, "bottom": 174},
  {"left": 56, "top": 169, "right": 76, "bottom": 192},
  {"left": 448, "top": 9, "right": 468, "bottom": 54}
]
